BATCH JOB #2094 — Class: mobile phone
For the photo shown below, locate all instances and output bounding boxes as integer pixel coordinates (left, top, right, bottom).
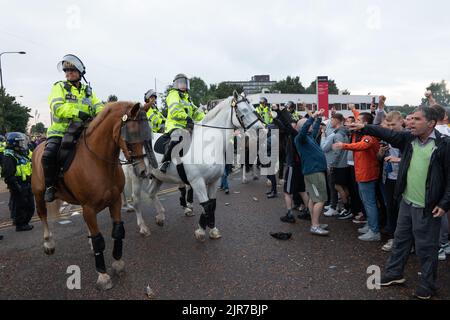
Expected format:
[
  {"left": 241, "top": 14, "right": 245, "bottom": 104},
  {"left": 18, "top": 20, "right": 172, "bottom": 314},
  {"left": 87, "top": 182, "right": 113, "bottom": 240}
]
[{"left": 372, "top": 97, "right": 376, "bottom": 104}]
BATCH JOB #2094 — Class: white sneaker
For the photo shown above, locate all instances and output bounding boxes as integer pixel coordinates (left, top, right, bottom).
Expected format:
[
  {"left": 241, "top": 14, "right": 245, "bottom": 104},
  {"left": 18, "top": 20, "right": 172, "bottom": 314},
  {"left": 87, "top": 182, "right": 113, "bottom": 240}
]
[
  {"left": 324, "top": 208, "right": 339, "bottom": 217},
  {"left": 442, "top": 242, "right": 450, "bottom": 255},
  {"left": 382, "top": 239, "right": 394, "bottom": 252},
  {"left": 358, "top": 224, "right": 369, "bottom": 234},
  {"left": 337, "top": 209, "right": 353, "bottom": 220},
  {"left": 358, "top": 230, "right": 381, "bottom": 241},
  {"left": 438, "top": 248, "right": 447, "bottom": 261},
  {"left": 310, "top": 226, "right": 329, "bottom": 236},
  {"left": 324, "top": 204, "right": 331, "bottom": 210}
]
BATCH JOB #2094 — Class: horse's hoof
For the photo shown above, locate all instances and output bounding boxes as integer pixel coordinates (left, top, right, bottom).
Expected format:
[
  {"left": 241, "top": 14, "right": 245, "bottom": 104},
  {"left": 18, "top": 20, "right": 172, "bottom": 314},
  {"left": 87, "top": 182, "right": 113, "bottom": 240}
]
[
  {"left": 96, "top": 273, "right": 113, "bottom": 291},
  {"left": 184, "top": 207, "right": 195, "bottom": 217},
  {"left": 44, "top": 246, "right": 55, "bottom": 255},
  {"left": 194, "top": 228, "right": 206, "bottom": 242},
  {"left": 43, "top": 240, "right": 55, "bottom": 255},
  {"left": 209, "top": 228, "right": 222, "bottom": 239},
  {"left": 112, "top": 260, "right": 125, "bottom": 275},
  {"left": 139, "top": 226, "right": 151, "bottom": 237},
  {"left": 155, "top": 218, "right": 164, "bottom": 227},
  {"left": 242, "top": 179, "right": 248, "bottom": 184},
  {"left": 126, "top": 208, "right": 135, "bottom": 213},
  {"left": 253, "top": 176, "right": 259, "bottom": 180}
]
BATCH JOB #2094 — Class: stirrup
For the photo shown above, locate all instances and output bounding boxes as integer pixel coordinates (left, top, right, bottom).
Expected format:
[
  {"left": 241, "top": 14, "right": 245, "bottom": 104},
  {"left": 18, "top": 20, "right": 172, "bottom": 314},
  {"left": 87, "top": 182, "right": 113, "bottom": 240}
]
[{"left": 44, "top": 186, "right": 57, "bottom": 203}]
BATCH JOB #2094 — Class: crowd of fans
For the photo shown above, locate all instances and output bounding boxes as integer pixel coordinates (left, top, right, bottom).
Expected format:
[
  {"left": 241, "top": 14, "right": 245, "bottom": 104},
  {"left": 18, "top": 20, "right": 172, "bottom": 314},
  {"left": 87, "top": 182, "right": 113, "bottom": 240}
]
[{"left": 234, "top": 91, "right": 449, "bottom": 299}]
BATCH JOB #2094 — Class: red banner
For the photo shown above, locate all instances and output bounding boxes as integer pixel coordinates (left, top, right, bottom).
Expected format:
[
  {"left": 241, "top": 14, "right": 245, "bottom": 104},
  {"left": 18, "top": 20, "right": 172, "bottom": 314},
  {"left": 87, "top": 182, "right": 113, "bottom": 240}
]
[{"left": 317, "top": 76, "right": 329, "bottom": 118}]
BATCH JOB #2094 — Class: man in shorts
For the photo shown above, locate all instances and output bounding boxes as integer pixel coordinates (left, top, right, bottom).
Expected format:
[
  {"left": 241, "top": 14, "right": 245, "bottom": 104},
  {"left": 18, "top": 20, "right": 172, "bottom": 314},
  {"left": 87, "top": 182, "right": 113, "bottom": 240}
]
[{"left": 294, "top": 109, "right": 329, "bottom": 236}]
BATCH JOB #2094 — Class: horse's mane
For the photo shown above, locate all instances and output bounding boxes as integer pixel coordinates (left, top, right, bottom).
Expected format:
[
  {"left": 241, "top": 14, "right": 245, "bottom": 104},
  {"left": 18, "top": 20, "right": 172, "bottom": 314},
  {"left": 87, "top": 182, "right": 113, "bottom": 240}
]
[
  {"left": 201, "top": 97, "right": 232, "bottom": 123},
  {"left": 86, "top": 101, "right": 131, "bottom": 136}
]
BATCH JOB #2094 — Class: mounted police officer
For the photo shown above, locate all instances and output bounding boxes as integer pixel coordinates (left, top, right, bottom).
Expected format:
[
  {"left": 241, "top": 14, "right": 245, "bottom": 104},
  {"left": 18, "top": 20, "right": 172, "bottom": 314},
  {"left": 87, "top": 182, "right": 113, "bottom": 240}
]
[
  {"left": 1, "top": 132, "right": 35, "bottom": 231},
  {"left": 42, "top": 54, "right": 104, "bottom": 202},
  {"left": 144, "top": 89, "right": 165, "bottom": 133},
  {"left": 159, "top": 74, "right": 204, "bottom": 173},
  {"left": 256, "top": 97, "right": 272, "bottom": 125}
]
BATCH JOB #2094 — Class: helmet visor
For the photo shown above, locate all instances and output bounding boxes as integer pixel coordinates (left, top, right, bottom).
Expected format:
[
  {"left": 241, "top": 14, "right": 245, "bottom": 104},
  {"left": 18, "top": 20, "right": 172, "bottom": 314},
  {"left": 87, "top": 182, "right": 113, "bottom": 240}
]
[
  {"left": 57, "top": 55, "right": 85, "bottom": 74},
  {"left": 174, "top": 78, "right": 190, "bottom": 91},
  {"left": 17, "top": 139, "right": 27, "bottom": 150}
]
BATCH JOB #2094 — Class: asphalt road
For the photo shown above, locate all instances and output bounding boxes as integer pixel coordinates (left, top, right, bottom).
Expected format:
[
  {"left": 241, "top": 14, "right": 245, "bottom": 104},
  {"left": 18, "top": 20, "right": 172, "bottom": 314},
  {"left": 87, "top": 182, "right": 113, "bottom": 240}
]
[{"left": 0, "top": 173, "right": 449, "bottom": 300}]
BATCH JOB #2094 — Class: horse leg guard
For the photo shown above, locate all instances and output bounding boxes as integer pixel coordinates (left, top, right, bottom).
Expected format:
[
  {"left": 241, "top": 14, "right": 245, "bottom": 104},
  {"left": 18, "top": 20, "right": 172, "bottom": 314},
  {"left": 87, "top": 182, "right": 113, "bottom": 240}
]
[
  {"left": 112, "top": 222, "right": 125, "bottom": 261},
  {"left": 207, "top": 199, "right": 217, "bottom": 229},
  {"left": 90, "top": 233, "right": 106, "bottom": 273},
  {"left": 200, "top": 200, "right": 213, "bottom": 230},
  {"left": 179, "top": 187, "right": 187, "bottom": 208},
  {"left": 187, "top": 187, "right": 194, "bottom": 204}
]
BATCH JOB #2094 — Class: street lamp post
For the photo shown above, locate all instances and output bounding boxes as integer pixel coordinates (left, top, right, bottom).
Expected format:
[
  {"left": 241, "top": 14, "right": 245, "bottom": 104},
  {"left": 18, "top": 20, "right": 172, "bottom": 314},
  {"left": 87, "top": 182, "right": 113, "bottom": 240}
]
[
  {"left": 0, "top": 51, "right": 26, "bottom": 92},
  {"left": 0, "top": 51, "right": 26, "bottom": 134}
]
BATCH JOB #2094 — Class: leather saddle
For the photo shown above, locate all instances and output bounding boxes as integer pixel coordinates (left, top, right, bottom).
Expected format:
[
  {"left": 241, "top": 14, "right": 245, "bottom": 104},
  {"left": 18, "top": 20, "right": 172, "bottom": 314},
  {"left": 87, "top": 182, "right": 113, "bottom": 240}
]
[{"left": 57, "top": 121, "right": 86, "bottom": 176}]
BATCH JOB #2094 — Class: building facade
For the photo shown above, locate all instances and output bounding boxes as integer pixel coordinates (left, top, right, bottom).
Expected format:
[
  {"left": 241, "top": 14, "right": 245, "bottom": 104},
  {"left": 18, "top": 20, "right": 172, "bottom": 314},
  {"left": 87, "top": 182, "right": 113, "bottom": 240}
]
[{"left": 224, "top": 75, "right": 276, "bottom": 95}]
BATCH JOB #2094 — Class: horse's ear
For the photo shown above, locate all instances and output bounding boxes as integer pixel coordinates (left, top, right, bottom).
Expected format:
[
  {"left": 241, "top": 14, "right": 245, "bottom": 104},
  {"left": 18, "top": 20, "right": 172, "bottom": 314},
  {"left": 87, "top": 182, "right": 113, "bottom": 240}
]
[
  {"left": 130, "top": 102, "right": 141, "bottom": 119},
  {"left": 233, "top": 90, "right": 239, "bottom": 100}
]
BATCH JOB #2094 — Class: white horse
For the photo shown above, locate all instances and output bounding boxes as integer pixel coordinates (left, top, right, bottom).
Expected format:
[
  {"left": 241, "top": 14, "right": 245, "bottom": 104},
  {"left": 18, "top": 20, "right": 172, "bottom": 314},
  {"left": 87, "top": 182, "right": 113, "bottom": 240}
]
[
  {"left": 139, "top": 91, "right": 265, "bottom": 241},
  {"left": 121, "top": 157, "right": 194, "bottom": 236}
]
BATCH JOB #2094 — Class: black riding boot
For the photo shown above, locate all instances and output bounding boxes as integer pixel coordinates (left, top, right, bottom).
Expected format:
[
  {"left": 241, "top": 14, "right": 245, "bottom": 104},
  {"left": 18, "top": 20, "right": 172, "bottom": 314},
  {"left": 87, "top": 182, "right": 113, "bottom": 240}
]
[
  {"left": 42, "top": 138, "right": 61, "bottom": 202},
  {"left": 160, "top": 141, "right": 178, "bottom": 173},
  {"left": 43, "top": 162, "right": 57, "bottom": 202}
]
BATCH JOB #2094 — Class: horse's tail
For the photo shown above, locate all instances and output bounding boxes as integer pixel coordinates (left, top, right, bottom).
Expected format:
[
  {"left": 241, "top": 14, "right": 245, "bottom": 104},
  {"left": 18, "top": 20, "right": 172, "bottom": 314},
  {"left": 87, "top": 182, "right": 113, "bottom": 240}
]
[{"left": 46, "top": 200, "right": 62, "bottom": 219}]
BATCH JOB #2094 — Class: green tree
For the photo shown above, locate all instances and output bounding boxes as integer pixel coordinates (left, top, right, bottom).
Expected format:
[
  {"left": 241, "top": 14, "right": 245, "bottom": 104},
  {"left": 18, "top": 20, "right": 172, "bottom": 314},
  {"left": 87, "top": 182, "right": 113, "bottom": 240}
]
[
  {"left": 305, "top": 79, "right": 340, "bottom": 94},
  {"left": 421, "top": 80, "right": 450, "bottom": 106},
  {"left": 211, "top": 82, "right": 244, "bottom": 99},
  {"left": 189, "top": 77, "right": 209, "bottom": 106},
  {"left": 30, "top": 122, "right": 47, "bottom": 134},
  {"left": 273, "top": 76, "right": 305, "bottom": 93},
  {"left": 0, "top": 89, "right": 32, "bottom": 134}
]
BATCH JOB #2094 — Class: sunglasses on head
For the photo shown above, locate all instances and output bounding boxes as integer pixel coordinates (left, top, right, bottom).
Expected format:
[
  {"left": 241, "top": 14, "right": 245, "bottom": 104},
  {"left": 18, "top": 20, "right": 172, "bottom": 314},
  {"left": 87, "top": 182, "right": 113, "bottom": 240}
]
[{"left": 63, "top": 68, "right": 78, "bottom": 73}]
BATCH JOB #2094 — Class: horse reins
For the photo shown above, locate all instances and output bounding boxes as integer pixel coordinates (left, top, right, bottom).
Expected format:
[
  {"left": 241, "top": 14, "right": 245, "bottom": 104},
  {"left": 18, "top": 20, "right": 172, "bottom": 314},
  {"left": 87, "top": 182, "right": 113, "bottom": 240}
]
[
  {"left": 83, "top": 111, "right": 147, "bottom": 166},
  {"left": 193, "top": 98, "right": 264, "bottom": 131}
]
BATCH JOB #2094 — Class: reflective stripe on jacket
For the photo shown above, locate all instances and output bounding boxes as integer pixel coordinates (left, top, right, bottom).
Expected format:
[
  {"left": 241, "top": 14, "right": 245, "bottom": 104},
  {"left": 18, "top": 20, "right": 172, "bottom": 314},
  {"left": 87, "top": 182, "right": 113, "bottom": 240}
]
[
  {"left": 164, "top": 89, "right": 204, "bottom": 133},
  {"left": 147, "top": 107, "right": 165, "bottom": 133},
  {"left": 47, "top": 81, "right": 104, "bottom": 137},
  {"left": 4, "top": 149, "right": 32, "bottom": 181}
]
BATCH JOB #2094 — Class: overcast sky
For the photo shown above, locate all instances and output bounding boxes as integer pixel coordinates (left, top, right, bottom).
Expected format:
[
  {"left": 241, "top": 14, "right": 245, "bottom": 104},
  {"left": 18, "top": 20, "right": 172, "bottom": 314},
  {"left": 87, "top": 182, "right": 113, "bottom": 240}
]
[{"left": 1, "top": 0, "right": 449, "bottom": 126}]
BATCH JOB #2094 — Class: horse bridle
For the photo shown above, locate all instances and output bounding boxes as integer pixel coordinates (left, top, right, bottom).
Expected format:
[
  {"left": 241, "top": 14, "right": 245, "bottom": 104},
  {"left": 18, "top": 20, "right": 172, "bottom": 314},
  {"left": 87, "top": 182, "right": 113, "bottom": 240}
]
[
  {"left": 194, "top": 97, "right": 265, "bottom": 131},
  {"left": 83, "top": 109, "right": 150, "bottom": 166}
]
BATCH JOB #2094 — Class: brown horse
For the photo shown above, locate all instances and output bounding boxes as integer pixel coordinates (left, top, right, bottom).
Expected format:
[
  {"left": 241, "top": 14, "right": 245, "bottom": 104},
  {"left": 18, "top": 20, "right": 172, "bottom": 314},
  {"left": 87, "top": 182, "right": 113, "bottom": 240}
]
[{"left": 31, "top": 101, "right": 150, "bottom": 290}]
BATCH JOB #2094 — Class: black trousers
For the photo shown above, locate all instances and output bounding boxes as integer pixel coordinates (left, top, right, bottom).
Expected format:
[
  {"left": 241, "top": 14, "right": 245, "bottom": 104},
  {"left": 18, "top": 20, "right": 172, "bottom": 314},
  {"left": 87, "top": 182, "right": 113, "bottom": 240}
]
[
  {"left": 267, "top": 175, "right": 277, "bottom": 193},
  {"left": 42, "top": 137, "right": 62, "bottom": 187},
  {"left": 384, "top": 178, "right": 399, "bottom": 236},
  {"left": 10, "top": 182, "right": 35, "bottom": 227},
  {"left": 386, "top": 199, "right": 441, "bottom": 295}
]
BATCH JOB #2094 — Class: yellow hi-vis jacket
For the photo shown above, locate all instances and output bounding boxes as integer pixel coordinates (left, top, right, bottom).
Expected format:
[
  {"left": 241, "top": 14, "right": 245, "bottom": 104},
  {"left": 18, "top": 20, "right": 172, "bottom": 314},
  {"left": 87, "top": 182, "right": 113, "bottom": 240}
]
[
  {"left": 147, "top": 107, "right": 165, "bottom": 133},
  {"left": 164, "top": 89, "right": 204, "bottom": 133},
  {"left": 47, "top": 81, "right": 103, "bottom": 138},
  {"left": 4, "top": 149, "right": 32, "bottom": 182},
  {"left": 256, "top": 104, "right": 272, "bottom": 124}
]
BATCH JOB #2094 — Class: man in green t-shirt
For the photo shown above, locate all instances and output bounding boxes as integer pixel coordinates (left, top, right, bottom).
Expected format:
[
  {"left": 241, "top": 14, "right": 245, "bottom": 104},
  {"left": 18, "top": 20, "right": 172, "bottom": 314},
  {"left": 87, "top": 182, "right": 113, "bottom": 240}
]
[{"left": 348, "top": 106, "right": 450, "bottom": 300}]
